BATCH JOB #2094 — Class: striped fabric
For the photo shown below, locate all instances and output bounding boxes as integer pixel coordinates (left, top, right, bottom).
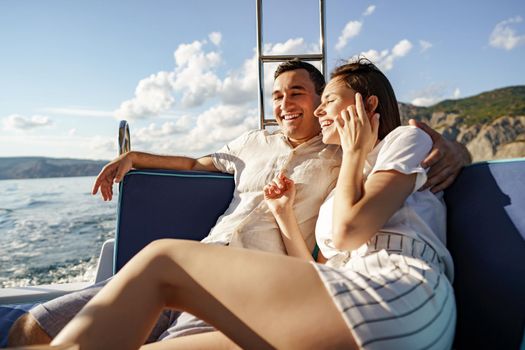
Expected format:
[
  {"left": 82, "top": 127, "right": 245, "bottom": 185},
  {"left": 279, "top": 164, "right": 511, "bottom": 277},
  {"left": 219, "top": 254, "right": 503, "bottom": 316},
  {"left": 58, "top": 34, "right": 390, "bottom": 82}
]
[{"left": 313, "top": 233, "right": 456, "bottom": 350}]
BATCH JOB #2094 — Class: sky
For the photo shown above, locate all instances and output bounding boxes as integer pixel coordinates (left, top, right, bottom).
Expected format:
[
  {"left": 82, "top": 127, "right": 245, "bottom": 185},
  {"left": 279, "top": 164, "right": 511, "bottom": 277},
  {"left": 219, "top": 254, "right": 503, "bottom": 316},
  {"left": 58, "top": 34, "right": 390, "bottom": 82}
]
[{"left": 0, "top": 0, "right": 524, "bottom": 160}]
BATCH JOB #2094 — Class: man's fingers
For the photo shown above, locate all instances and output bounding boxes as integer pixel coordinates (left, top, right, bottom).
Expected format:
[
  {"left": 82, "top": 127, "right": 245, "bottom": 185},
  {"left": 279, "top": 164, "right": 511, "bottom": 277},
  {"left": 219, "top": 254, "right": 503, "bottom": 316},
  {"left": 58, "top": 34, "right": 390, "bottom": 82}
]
[
  {"left": 92, "top": 181, "right": 100, "bottom": 195},
  {"left": 92, "top": 171, "right": 106, "bottom": 195},
  {"left": 100, "top": 186, "right": 108, "bottom": 201},
  {"left": 103, "top": 186, "right": 112, "bottom": 202},
  {"left": 409, "top": 119, "right": 441, "bottom": 141},
  {"left": 422, "top": 148, "right": 442, "bottom": 169},
  {"left": 421, "top": 167, "right": 455, "bottom": 193},
  {"left": 114, "top": 168, "right": 126, "bottom": 183},
  {"left": 426, "top": 159, "right": 448, "bottom": 180},
  {"left": 431, "top": 174, "right": 456, "bottom": 193}
]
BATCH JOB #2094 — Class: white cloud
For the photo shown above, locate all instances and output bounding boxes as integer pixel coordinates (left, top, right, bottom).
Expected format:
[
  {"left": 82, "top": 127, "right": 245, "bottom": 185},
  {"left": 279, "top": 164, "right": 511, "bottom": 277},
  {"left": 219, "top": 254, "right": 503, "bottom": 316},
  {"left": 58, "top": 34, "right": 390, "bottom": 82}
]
[
  {"left": 489, "top": 16, "right": 525, "bottom": 50},
  {"left": 363, "top": 5, "right": 376, "bottom": 16},
  {"left": 410, "top": 84, "right": 461, "bottom": 106},
  {"left": 114, "top": 35, "right": 223, "bottom": 120},
  {"left": 359, "top": 39, "right": 413, "bottom": 71},
  {"left": 411, "top": 96, "right": 439, "bottom": 107},
  {"left": 181, "top": 104, "right": 258, "bottom": 152},
  {"left": 5, "top": 34, "right": 328, "bottom": 159},
  {"left": 132, "top": 105, "right": 258, "bottom": 156},
  {"left": 410, "top": 84, "right": 445, "bottom": 106},
  {"left": 172, "top": 39, "right": 222, "bottom": 108},
  {"left": 135, "top": 116, "right": 193, "bottom": 140},
  {"left": 264, "top": 37, "right": 320, "bottom": 56},
  {"left": 89, "top": 135, "right": 116, "bottom": 155},
  {"left": 419, "top": 40, "right": 433, "bottom": 52},
  {"left": 392, "top": 39, "right": 412, "bottom": 56},
  {"left": 209, "top": 32, "right": 222, "bottom": 46},
  {"left": 3, "top": 114, "right": 52, "bottom": 130},
  {"left": 115, "top": 71, "right": 176, "bottom": 120},
  {"left": 113, "top": 34, "right": 319, "bottom": 130},
  {"left": 39, "top": 107, "right": 113, "bottom": 118},
  {"left": 335, "top": 21, "right": 363, "bottom": 50},
  {"left": 222, "top": 38, "right": 320, "bottom": 105},
  {"left": 220, "top": 55, "right": 258, "bottom": 105}
]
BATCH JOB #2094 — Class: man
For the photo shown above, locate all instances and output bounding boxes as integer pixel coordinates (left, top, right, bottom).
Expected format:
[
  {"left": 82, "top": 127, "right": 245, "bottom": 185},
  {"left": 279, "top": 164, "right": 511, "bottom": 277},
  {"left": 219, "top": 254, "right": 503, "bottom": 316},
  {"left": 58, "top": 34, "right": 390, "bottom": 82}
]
[{"left": 8, "top": 59, "right": 470, "bottom": 346}]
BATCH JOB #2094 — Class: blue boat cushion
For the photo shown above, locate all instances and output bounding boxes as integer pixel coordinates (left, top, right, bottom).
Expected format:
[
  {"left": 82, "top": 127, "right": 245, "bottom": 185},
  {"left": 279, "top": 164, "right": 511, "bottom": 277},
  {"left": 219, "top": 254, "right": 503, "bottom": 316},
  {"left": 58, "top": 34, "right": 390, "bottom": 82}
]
[
  {"left": 115, "top": 170, "right": 235, "bottom": 272},
  {"left": 444, "top": 160, "right": 525, "bottom": 349}
]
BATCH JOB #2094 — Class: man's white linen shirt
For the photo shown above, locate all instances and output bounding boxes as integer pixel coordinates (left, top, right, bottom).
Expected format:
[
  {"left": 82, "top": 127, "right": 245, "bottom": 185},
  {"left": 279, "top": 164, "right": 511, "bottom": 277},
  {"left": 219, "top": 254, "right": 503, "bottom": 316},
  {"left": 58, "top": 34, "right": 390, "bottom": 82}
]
[{"left": 202, "top": 129, "right": 341, "bottom": 254}]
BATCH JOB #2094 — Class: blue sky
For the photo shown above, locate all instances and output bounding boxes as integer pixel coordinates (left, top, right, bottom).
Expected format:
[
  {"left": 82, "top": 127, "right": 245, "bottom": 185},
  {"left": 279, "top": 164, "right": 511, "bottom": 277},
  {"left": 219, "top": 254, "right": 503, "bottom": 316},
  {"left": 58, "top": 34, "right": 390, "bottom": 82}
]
[{"left": 1, "top": 0, "right": 524, "bottom": 160}]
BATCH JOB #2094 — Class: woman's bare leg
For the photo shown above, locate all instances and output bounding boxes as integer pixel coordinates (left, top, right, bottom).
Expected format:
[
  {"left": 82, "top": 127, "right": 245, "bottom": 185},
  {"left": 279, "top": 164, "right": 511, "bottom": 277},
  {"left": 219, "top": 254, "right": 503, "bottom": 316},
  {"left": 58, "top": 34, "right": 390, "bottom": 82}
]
[{"left": 52, "top": 239, "right": 357, "bottom": 349}]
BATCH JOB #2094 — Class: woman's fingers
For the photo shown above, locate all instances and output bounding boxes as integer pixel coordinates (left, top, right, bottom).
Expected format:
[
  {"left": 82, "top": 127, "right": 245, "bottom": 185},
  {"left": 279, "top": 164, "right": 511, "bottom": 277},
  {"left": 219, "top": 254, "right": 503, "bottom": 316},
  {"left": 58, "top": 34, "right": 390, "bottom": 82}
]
[
  {"left": 348, "top": 105, "right": 358, "bottom": 132},
  {"left": 264, "top": 184, "right": 281, "bottom": 198},
  {"left": 371, "top": 113, "right": 380, "bottom": 138},
  {"left": 276, "top": 172, "right": 289, "bottom": 189},
  {"left": 270, "top": 180, "right": 282, "bottom": 193},
  {"left": 334, "top": 112, "right": 345, "bottom": 135},
  {"left": 355, "top": 92, "right": 367, "bottom": 125}
]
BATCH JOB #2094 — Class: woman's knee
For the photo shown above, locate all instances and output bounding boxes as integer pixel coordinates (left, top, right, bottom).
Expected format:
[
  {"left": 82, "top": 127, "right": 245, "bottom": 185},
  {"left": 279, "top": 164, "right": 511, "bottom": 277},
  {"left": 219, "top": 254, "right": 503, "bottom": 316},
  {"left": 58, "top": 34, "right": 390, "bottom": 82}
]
[
  {"left": 144, "top": 238, "right": 187, "bottom": 255},
  {"left": 136, "top": 239, "right": 195, "bottom": 281}
]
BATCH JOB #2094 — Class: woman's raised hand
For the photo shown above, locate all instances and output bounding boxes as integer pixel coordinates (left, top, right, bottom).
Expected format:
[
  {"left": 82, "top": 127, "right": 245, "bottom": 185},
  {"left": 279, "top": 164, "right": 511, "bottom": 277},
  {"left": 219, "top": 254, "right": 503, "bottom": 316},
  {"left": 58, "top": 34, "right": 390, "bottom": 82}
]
[
  {"left": 335, "top": 92, "right": 380, "bottom": 155},
  {"left": 263, "top": 172, "right": 296, "bottom": 215}
]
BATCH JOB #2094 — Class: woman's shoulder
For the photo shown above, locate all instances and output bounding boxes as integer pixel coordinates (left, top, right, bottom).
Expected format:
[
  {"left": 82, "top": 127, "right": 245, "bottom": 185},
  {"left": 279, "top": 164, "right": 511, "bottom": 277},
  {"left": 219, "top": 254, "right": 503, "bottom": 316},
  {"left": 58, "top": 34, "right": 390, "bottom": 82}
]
[
  {"left": 373, "top": 125, "right": 433, "bottom": 165},
  {"left": 380, "top": 125, "right": 432, "bottom": 151},
  {"left": 385, "top": 125, "right": 432, "bottom": 143}
]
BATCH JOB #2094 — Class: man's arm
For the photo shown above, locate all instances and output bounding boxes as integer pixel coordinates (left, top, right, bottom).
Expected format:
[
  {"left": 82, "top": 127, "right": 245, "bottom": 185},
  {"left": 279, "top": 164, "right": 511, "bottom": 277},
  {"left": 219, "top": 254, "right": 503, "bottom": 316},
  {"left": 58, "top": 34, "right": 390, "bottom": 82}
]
[
  {"left": 92, "top": 151, "right": 219, "bottom": 201},
  {"left": 409, "top": 119, "right": 472, "bottom": 193}
]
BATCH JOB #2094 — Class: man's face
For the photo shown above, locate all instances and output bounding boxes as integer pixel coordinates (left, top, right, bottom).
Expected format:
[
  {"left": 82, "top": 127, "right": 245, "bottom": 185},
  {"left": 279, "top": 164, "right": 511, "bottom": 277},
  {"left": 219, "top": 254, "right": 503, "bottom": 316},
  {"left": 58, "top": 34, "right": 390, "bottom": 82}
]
[{"left": 272, "top": 69, "right": 322, "bottom": 146}]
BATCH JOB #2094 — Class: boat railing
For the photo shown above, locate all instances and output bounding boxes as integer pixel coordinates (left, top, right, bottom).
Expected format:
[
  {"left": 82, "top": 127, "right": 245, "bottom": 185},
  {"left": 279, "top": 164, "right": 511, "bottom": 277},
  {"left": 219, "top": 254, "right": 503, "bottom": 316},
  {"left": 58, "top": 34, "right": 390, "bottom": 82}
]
[{"left": 256, "top": 0, "right": 326, "bottom": 129}]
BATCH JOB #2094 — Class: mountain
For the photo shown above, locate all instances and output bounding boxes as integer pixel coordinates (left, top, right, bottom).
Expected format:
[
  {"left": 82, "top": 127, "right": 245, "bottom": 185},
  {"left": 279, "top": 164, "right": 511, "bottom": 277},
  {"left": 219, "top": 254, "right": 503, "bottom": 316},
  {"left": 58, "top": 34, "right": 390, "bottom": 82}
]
[
  {"left": 0, "top": 157, "right": 108, "bottom": 180},
  {"left": 398, "top": 86, "right": 525, "bottom": 162}
]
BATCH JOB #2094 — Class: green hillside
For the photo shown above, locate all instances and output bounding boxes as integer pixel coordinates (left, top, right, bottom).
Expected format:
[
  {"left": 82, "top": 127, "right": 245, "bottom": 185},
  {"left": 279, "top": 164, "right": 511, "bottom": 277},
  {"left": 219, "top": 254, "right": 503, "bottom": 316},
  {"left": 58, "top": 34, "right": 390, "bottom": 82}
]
[{"left": 429, "top": 85, "right": 525, "bottom": 125}]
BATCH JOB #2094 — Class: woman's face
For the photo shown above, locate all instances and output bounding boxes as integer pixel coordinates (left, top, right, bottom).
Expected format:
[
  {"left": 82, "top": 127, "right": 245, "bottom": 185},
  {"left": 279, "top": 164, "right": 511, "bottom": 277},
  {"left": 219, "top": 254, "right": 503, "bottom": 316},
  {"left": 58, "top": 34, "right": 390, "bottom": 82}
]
[{"left": 313, "top": 78, "right": 357, "bottom": 145}]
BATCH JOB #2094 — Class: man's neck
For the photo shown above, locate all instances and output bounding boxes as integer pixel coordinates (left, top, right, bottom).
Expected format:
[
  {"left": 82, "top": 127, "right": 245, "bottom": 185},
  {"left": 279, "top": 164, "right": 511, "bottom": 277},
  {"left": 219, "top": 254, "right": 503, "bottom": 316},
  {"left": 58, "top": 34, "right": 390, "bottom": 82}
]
[{"left": 287, "top": 133, "right": 319, "bottom": 148}]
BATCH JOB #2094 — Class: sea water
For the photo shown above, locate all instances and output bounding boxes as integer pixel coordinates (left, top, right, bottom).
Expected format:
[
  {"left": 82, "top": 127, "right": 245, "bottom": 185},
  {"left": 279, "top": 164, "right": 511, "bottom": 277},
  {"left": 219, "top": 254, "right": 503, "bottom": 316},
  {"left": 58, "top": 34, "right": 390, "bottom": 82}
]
[{"left": 0, "top": 176, "right": 116, "bottom": 288}]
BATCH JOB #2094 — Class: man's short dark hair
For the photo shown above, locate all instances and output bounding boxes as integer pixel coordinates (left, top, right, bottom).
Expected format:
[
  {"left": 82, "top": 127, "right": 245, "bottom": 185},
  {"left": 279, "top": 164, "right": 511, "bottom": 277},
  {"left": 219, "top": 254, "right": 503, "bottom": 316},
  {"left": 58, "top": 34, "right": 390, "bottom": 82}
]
[{"left": 274, "top": 59, "right": 325, "bottom": 96}]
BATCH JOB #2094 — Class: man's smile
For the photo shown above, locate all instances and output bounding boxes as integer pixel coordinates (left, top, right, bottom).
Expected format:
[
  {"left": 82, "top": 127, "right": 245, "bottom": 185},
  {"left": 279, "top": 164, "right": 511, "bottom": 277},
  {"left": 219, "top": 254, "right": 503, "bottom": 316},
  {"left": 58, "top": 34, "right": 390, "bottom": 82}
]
[{"left": 281, "top": 113, "right": 302, "bottom": 121}]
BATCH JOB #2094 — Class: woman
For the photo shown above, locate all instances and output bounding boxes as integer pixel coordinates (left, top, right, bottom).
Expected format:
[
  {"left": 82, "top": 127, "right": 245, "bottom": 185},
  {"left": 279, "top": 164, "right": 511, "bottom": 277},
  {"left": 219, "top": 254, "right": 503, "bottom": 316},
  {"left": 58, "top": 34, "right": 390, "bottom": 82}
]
[{"left": 52, "top": 59, "right": 455, "bottom": 349}]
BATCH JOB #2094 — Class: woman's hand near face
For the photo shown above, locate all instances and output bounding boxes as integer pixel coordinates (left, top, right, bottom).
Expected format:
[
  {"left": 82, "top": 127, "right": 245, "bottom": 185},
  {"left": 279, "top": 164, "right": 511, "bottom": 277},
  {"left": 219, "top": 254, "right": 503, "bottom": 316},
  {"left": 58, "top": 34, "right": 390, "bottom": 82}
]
[
  {"left": 264, "top": 172, "right": 296, "bottom": 216},
  {"left": 335, "top": 92, "right": 380, "bottom": 155}
]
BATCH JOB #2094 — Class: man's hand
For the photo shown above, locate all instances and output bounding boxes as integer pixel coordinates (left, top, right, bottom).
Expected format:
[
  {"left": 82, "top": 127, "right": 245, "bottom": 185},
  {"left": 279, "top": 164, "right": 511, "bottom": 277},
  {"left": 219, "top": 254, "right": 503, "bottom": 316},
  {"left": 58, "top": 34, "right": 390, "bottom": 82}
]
[
  {"left": 92, "top": 152, "right": 134, "bottom": 201},
  {"left": 409, "top": 119, "right": 472, "bottom": 193}
]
